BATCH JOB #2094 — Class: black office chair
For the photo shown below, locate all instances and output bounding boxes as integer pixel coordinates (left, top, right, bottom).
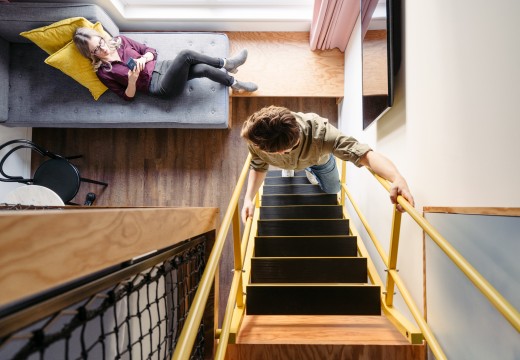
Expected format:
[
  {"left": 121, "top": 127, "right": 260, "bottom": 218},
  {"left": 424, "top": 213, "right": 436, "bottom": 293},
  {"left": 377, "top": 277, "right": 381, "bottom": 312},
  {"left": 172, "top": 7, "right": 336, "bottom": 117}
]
[{"left": 0, "top": 139, "right": 108, "bottom": 205}]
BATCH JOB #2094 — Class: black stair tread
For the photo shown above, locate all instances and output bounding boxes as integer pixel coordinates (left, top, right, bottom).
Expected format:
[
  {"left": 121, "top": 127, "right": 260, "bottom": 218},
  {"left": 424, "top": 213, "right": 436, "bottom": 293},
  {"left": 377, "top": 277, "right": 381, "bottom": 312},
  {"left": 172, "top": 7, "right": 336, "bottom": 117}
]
[
  {"left": 251, "top": 257, "right": 367, "bottom": 283},
  {"left": 246, "top": 284, "right": 381, "bottom": 315},
  {"left": 258, "top": 219, "right": 349, "bottom": 236},
  {"left": 263, "top": 184, "right": 325, "bottom": 195},
  {"left": 266, "top": 170, "right": 306, "bottom": 177},
  {"left": 260, "top": 205, "right": 343, "bottom": 219},
  {"left": 262, "top": 194, "right": 338, "bottom": 206},
  {"left": 255, "top": 236, "right": 357, "bottom": 257},
  {"left": 265, "top": 176, "right": 309, "bottom": 185}
]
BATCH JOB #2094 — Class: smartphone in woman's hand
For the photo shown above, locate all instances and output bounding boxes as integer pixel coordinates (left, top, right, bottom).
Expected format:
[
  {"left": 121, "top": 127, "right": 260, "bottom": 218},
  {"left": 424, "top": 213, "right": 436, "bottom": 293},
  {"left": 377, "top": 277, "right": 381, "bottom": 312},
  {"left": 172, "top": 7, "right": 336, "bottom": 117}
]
[{"left": 126, "top": 58, "right": 137, "bottom": 70}]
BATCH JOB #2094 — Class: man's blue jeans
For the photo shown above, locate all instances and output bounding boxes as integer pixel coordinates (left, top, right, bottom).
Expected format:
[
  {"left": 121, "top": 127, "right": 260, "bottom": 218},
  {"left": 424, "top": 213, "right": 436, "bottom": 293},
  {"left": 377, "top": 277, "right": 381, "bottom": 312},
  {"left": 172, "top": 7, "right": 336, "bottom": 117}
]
[{"left": 306, "top": 155, "right": 341, "bottom": 194}]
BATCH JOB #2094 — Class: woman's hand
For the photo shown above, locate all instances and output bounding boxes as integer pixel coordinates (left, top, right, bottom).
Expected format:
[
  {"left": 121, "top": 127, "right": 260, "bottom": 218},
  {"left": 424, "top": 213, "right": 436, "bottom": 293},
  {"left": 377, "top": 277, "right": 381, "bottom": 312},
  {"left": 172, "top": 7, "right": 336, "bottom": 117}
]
[
  {"left": 124, "top": 68, "right": 140, "bottom": 99},
  {"left": 127, "top": 67, "right": 140, "bottom": 84},
  {"left": 135, "top": 57, "right": 147, "bottom": 72}
]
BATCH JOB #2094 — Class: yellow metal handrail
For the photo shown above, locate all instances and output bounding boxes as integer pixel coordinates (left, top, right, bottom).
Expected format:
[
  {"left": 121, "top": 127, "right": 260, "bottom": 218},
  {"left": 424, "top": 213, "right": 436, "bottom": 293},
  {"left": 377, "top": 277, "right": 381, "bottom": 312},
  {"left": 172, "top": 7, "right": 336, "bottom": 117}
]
[
  {"left": 174, "top": 153, "right": 519, "bottom": 359},
  {"left": 172, "top": 154, "right": 252, "bottom": 360},
  {"left": 340, "top": 160, "right": 520, "bottom": 360},
  {"left": 215, "top": 216, "right": 253, "bottom": 359},
  {"left": 369, "top": 169, "right": 520, "bottom": 333}
]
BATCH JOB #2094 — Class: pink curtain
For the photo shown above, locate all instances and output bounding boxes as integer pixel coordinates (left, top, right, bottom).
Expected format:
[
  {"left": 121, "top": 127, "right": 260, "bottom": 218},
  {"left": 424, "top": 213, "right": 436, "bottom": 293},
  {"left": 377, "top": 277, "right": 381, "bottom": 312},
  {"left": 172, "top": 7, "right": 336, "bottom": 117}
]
[
  {"left": 309, "top": 0, "right": 360, "bottom": 52},
  {"left": 361, "top": 0, "right": 379, "bottom": 38}
]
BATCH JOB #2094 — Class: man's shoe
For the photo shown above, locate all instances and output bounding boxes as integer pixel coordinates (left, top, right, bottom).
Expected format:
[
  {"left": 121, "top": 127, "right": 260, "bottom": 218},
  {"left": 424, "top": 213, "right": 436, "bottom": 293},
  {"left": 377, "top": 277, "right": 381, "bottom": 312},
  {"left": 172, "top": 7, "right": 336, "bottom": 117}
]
[
  {"left": 224, "top": 49, "right": 248, "bottom": 73},
  {"left": 282, "top": 169, "right": 295, "bottom": 177},
  {"left": 305, "top": 170, "right": 319, "bottom": 185}
]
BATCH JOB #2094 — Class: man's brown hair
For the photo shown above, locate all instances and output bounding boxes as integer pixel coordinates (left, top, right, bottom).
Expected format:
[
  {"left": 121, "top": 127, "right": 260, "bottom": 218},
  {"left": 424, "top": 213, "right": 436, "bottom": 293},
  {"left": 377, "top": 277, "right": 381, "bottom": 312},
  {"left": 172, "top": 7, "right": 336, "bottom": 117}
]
[{"left": 241, "top": 105, "right": 300, "bottom": 153}]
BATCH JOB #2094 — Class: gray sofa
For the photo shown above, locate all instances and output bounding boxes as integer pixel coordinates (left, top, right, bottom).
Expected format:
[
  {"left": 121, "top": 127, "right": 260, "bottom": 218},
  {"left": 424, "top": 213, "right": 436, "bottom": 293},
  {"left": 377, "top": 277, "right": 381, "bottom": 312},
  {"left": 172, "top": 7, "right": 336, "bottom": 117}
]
[{"left": 0, "top": 2, "right": 230, "bottom": 128}]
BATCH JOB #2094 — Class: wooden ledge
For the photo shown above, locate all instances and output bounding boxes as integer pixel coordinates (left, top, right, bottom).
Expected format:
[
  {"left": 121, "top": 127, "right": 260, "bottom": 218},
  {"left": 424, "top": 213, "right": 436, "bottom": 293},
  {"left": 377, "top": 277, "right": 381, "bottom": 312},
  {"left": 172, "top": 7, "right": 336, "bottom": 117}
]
[{"left": 0, "top": 207, "right": 218, "bottom": 307}]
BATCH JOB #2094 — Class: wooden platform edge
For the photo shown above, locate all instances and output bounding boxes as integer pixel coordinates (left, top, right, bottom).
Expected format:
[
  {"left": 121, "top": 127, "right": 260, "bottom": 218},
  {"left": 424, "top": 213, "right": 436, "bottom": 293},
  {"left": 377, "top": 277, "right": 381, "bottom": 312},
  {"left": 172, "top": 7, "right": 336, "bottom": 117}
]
[{"left": 0, "top": 207, "right": 219, "bottom": 307}]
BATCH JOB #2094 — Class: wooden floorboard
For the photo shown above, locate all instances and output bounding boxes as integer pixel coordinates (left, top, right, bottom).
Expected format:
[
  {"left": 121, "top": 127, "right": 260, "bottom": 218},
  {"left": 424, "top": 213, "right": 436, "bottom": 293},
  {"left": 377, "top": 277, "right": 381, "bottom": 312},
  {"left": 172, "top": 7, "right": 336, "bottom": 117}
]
[
  {"left": 227, "top": 32, "right": 344, "bottom": 98},
  {"left": 31, "top": 97, "right": 338, "bottom": 321}
]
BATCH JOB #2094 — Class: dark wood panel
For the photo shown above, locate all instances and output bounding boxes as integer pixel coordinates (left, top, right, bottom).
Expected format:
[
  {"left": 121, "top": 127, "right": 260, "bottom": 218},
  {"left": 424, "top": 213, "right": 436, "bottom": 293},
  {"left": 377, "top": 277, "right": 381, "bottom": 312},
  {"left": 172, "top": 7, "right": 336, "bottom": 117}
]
[
  {"left": 260, "top": 205, "right": 343, "bottom": 219},
  {"left": 262, "top": 184, "right": 324, "bottom": 195},
  {"left": 262, "top": 194, "right": 338, "bottom": 206},
  {"left": 251, "top": 257, "right": 367, "bottom": 283},
  {"left": 31, "top": 96, "right": 339, "bottom": 324},
  {"left": 246, "top": 284, "right": 381, "bottom": 315},
  {"left": 255, "top": 236, "right": 358, "bottom": 257},
  {"left": 257, "top": 219, "right": 349, "bottom": 236},
  {"left": 264, "top": 176, "right": 309, "bottom": 185}
]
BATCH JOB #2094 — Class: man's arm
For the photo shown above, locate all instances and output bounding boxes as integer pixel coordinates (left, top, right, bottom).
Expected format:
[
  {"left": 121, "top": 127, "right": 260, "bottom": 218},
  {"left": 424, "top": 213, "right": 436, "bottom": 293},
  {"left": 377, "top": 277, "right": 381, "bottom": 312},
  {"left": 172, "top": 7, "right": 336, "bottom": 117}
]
[
  {"left": 359, "top": 150, "right": 415, "bottom": 212},
  {"left": 241, "top": 169, "right": 267, "bottom": 223}
]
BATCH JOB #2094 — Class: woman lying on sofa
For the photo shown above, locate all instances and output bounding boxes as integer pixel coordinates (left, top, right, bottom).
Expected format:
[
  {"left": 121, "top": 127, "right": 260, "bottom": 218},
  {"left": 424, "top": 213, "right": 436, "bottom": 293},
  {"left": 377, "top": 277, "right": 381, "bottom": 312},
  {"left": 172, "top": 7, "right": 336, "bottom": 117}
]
[{"left": 73, "top": 27, "right": 258, "bottom": 101}]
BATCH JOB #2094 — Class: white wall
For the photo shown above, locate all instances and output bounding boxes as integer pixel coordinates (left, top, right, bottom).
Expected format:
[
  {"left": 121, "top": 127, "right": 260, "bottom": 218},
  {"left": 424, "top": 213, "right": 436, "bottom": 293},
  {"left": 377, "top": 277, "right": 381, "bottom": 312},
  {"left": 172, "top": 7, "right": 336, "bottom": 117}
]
[
  {"left": 0, "top": 126, "right": 32, "bottom": 202},
  {"left": 340, "top": 0, "right": 520, "bottom": 356}
]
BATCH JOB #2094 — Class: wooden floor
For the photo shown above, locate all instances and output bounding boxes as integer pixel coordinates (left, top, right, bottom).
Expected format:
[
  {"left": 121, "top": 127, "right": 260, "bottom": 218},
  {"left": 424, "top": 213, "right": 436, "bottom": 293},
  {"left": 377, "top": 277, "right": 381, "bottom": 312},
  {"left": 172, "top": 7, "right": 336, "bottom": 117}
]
[
  {"left": 226, "top": 315, "right": 425, "bottom": 359},
  {"left": 227, "top": 32, "right": 344, "bottom": 98},
  {"left": 31, "top": 97, "right": 339, "bottom": 319}
]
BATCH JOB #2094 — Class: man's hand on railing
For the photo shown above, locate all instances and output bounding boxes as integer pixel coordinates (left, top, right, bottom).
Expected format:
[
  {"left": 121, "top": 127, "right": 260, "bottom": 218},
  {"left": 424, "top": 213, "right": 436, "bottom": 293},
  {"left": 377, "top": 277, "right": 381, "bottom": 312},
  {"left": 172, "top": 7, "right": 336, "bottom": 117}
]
[
  {"left": 359, "top": 151, "right": 415, "bottom": 213},
  {"left": 241, "top": 169, "right": 266, "bottom": 223},
  {"left": 390, "top": 175, "right": 415, "bottom": 212},
  {"left": 241, "top": 198, "right": 255, "bottom": 223}
]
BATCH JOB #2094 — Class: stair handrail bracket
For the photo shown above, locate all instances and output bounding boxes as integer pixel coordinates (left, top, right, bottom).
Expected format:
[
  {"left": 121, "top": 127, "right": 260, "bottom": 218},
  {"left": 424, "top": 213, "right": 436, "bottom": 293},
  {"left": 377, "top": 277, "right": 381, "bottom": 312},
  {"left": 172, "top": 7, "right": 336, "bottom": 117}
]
[
  {"left": 173, "top": 154, "right": 253, "bottom": 360},
  {"left": 339, "top": 160, "right": 520, "bottom": 360}
]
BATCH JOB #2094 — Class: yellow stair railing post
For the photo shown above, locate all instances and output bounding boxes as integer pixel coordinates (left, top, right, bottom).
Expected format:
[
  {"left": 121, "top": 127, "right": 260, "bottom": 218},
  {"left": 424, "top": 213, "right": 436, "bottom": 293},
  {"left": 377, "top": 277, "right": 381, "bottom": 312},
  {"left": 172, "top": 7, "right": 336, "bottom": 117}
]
[
  {"left": 232, "top": 203, "right": 244, "bottom": 308},
  {"left": 385, "top": 207, "right": 402, "bottom": 307},
  {"left": 339, "top": 158, "right": 346, "bottom": 206}
]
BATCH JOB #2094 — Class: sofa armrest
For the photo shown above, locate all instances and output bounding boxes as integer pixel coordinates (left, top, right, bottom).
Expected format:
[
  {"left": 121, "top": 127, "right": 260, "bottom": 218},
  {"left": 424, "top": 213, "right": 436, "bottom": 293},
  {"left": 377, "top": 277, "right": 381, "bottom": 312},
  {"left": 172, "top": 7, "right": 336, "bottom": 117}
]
[
  {"left": 0, "top": 2, "right": 120, "bottom": 43},
  {"left": 0, "top": 36, "right": 8, "bottom": 123}
]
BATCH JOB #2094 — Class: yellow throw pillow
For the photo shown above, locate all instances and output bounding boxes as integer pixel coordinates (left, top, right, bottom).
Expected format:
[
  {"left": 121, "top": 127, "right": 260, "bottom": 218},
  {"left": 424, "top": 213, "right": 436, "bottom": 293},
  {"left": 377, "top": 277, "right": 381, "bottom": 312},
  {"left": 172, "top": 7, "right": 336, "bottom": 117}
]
[
  {"left": 44, "top": 22, "right": 109, "bottom": 100},
  {"left": 20, "top": 17, "right": 101, "bottom": 55}
]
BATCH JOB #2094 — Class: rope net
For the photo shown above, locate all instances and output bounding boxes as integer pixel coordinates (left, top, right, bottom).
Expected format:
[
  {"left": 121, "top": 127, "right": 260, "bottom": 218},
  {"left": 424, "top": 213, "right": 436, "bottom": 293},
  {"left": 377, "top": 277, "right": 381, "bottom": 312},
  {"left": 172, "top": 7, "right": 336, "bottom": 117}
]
[{"left": 0, "top": 239, "right": 208, "bottom": 360}]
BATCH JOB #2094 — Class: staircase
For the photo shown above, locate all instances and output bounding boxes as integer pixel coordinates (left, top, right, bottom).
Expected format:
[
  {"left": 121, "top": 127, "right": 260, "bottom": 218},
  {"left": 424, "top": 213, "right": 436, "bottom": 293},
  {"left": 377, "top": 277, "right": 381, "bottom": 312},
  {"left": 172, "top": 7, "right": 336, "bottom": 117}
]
[
  {"left": 248, "top": 170, "right": 380, "bottom": 316},
  {"left": 226, "top": 170, "right": 425, "bottom": 359}
]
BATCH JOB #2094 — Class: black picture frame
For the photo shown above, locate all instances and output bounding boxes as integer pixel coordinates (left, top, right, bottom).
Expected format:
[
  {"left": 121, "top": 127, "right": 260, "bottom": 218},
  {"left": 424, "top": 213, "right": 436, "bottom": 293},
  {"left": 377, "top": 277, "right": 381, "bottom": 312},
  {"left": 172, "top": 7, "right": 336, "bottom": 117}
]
[{"left": 361, "top": 0, "right": 401, "bottom": 130}]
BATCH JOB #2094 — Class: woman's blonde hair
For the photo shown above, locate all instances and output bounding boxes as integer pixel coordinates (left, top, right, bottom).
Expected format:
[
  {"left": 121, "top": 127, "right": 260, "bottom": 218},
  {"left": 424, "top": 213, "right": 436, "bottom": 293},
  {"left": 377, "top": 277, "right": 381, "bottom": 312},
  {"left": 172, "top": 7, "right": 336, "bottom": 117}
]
[{"left": 73, "top": 27, "right": 121, "bottom": 71}]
